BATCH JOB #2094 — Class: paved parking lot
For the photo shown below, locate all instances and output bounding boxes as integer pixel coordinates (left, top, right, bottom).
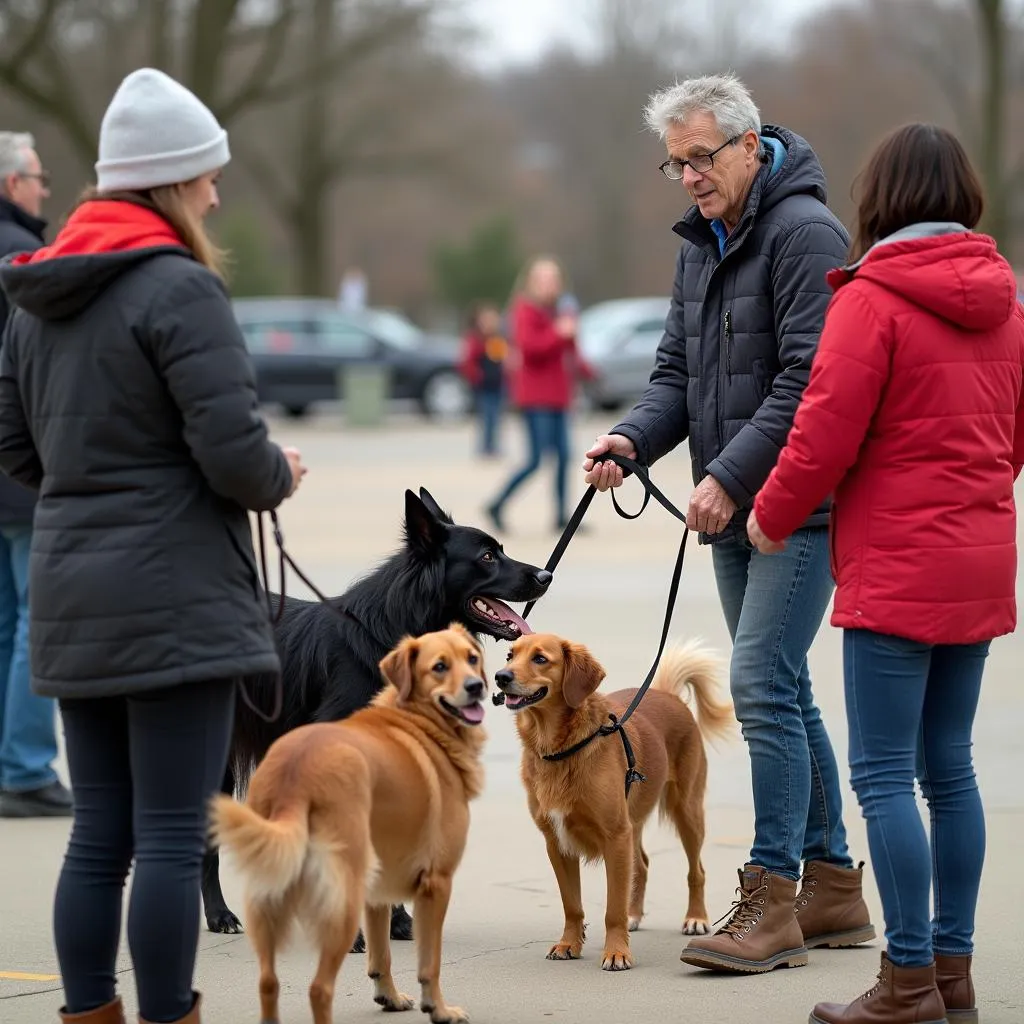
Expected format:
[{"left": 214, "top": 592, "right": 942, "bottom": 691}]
[{"left": 2, "top": 410, "right": 1022, "bottom": 1022}]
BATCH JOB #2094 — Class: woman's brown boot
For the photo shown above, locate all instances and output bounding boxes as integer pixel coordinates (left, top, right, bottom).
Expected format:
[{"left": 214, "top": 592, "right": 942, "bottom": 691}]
[
  {"left": 935, "top": 954, "right": 978, "bottom": 1023},
  {"left": 59, "top": 997, "right": 126, "bottom": 1024},
  {"left": 809, "top": 952, "right": 946, "bottom": 1023}
]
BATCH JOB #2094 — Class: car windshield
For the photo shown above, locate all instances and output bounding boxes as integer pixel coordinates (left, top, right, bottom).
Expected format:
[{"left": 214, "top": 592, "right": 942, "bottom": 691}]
[
  {"left": 353, "top": 308, "right": 424, "bottom": 351},
  {"left": 577, "top": 301, "right": 668, "bottom": 358}
]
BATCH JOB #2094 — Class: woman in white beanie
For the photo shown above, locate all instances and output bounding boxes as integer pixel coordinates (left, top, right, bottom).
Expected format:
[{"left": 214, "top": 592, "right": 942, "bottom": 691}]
[{"left": 0, "top": 69, "right": 306, "bottom": 1024}]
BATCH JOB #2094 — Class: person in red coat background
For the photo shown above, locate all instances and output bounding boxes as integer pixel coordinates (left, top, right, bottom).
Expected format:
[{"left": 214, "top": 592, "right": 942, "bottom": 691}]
[
  {"left": 485, "top": 256, "right": 594, "bottom": 533},
  {"left": 748, "top": 123, "right": 1024, "bottom": 1024},
  {"left": 457, "top": 301, "right": 508, "bottom": 458}
]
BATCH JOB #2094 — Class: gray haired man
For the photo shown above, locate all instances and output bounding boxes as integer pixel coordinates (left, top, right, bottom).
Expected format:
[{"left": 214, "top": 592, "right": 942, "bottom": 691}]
[
  {"left": 0, "top": 131, "right": 69, "bottom": 818},
  {"left": 584, "top": 75, "right": 873, "bottom": 973}
]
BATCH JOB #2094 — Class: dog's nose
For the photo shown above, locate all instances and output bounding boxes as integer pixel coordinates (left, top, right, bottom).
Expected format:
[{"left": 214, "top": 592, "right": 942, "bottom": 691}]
[
  {"left": 464, "top": 678, "right": 485, "bottom": 699},
  {"left": 535, "top": 569, "right": 553, "bottom": 588},
  {"left": 495, "top": 668, "right": 514, "bottom": 688}
]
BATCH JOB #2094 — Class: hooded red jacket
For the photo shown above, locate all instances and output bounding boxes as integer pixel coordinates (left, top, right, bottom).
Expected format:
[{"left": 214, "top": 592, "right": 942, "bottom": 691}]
[{"left": 753, "top": 226, "right": 1024, "bottom": 645}]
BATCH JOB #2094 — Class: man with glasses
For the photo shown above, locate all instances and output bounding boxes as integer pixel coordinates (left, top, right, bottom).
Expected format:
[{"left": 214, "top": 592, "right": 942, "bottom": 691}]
[
  {"left": 0, "top": 131, "right": 69, "bottom": 818},
  {"left": 583, "top": 75, "right": 872, "bottom": 974}
]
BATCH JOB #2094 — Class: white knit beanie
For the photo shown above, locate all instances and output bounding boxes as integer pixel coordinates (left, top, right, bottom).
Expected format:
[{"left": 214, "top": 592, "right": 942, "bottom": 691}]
[{"left": 95, "top": 68, "right": 230, "bottom": 192}]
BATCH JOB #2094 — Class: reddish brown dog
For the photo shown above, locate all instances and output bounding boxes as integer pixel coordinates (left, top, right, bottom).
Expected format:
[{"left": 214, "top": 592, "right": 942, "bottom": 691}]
[
  {"left": 496, "top": 633, "right": 735, "bottom": 971},
  {"left": 210, "top": 624, "right": 488, "bottom": 1024}
]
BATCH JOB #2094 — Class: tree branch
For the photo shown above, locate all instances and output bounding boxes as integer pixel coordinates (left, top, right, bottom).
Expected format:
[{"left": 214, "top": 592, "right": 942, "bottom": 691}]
[
  {"left": 215, "top": 0, "right": 300, "bottom": 122},
  {"left": 1, "top": 0, "right": 64, "bottom": 76},
  {"left": 253, "top": 5, "right": 433, "bottom": 109}
]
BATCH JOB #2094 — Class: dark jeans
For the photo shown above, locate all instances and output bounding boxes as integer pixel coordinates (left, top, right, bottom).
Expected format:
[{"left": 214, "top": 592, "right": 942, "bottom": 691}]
[
  {"left": 55, "top": 679, "right": 235, "bottom": 1021},
  {"left": 712, "top": 529, "right": 853, "bottom": 880},
  {"left": 491, "top": 408, "right": 570, "bottom": 522},
  {"left": 844, "top": 629, "right": 988, "bottom": 967},
  {"left": 475, "top": 389, "right": 503, "bottom": 455}
]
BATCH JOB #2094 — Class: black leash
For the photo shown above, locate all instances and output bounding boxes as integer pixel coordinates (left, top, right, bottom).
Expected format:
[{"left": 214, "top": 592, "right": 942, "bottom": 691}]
[
  {"left": 243, "top": 508, "right": 361, "bottom": 727},
  {"left": 495, "top": 453, "right": 690, "bottom": 798}
]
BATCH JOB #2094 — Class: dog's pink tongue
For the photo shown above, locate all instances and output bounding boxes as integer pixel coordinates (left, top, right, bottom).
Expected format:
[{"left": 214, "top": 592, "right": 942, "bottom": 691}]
[
  {"left": 484, "top": 598, "right": 534, "bottom": 636},
  {"left": 462, "top": 702, "right": 485, "bottom": 724}
]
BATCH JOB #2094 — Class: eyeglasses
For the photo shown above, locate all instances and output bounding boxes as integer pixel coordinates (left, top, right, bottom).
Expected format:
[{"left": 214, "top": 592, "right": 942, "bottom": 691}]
[
  {"left": 18, "top": 171, "right": 50, "bottom": 188},
  {"left": 659, "top": 136, "right": 739, "bottom": 180}
]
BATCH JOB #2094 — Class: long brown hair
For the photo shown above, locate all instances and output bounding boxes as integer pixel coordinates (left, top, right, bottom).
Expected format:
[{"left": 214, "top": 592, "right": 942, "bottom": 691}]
[
  {"left": 849, "top": 123, "right": 984, "bottom": 263},
  {"left": 71, "top": 181, "right": 227, "bottom": 278}
]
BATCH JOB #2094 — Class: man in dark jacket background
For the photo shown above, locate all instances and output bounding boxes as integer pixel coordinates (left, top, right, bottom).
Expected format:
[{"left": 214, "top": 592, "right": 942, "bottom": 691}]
[
  {"left": 583, "top": 74, "right": 873, "bottom": 972},
  {"left": 0, "top": 130, "right": 69, "bottom": 818}
]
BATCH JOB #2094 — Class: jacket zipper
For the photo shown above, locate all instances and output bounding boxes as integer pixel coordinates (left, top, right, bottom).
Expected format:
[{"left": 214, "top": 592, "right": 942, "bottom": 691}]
[{"left": 723, "top": 309, "right": 733, "bottom": 376}]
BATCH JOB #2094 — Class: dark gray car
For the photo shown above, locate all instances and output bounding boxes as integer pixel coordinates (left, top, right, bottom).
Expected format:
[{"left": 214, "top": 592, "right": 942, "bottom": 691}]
[{"left": 232, "top": 297, "right": 471, "bottom": 419}]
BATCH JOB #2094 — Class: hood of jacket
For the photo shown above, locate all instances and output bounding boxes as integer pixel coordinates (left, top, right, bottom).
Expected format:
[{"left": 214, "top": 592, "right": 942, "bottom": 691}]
[
  {"left": 828, "top": 222, "right": 1018, "bottom": 332},
  {"left": 0, "top": 199, "right": 191, "bottom": 321}
]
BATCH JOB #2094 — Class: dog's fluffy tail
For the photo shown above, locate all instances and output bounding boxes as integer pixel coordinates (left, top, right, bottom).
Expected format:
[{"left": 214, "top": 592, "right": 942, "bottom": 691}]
[
  {"left": 652, "top": 638, "right": 736, "bottom": 748},
  {"left": 209, "top": 795, "right": 309, "bottom": 905}
]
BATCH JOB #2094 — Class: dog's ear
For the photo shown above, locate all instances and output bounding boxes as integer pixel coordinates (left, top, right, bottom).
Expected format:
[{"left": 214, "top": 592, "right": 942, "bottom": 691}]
[
  {"left": 419, "top": 487, "right": 454, "bottom": 525},
  {"left": 561, "top": 641, "right": 606, "bottom": 709},
  {"left": 379, "top": 637, "right": 418, "bottom": 702},
  {"left": 405, "top": 489, "right": 449, "bottom": 555}
]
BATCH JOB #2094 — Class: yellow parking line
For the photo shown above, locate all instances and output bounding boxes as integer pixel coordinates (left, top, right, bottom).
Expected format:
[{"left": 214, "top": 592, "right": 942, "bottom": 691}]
[{"left": 0, "top": 971, "right": 60, "bottom": 981}]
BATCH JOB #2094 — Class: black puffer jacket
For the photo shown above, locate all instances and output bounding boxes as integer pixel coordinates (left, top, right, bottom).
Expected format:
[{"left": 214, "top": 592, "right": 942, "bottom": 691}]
[
  {"left": 0, "top": 199, "right": 292, "bottom": 698},
  {"left": 0, "top": 196, "right": 46, "bottom": 527},
  {"left": 611, "top": 125, "right": 849, "bottom": 545}
]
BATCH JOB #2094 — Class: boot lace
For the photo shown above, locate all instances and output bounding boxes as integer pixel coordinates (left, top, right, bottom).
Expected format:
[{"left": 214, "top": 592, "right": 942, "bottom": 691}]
[
  {"left": 795, "top": 869, "right": 818, "bottom": 912},
  {"left": 712, "top": 881, "right": 769, "bottom": 936},
  {"left": 858, "top": 959, "right": 889, "bottom": 1002}
]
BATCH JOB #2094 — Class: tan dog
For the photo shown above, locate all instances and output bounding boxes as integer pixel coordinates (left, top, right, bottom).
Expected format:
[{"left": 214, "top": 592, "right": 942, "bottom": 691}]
[
  {"left": 496, "top": 633, "right": 735, "bottom": 971},
  {"left": 210, "top": 624, "right": 488, "bottom": 1024}
]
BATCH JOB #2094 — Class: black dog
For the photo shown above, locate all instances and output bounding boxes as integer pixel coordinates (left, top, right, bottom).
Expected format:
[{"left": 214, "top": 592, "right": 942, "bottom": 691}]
[{"left": 203, "top": 487, "right": 550, "bottom": 946}]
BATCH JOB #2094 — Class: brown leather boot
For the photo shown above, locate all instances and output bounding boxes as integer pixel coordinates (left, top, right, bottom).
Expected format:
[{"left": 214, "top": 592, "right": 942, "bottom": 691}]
[
  {"left": 59, "top": 997, "right": 126, "bottom": 1023},
  {"left": 935, "top": 954, "right": 978, "bottom": 1023},
  {"left": 138, "top": 992, "right": 200, "bottom": 1024},
  {"left": 796, "top": 860, "right": 876, "bottom": 948},
  {"left": 680, "top": 864, "right": 809, "bottom": 973},
  {"left": 810, "top": 952, "right": 947, "bottom": 1023}
]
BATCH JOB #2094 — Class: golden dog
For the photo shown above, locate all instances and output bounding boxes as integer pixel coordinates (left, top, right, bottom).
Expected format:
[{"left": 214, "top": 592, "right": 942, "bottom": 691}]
[
  {"left": 496, "top": 633, "right": 735, "bottom": 971},
  {"left": 210, "top": 624, "right": 488, "bottom": 1024}
]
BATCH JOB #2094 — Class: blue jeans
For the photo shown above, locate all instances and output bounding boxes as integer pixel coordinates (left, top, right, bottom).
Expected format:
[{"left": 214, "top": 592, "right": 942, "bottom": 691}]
[
  {"left": 844, "top": 629, "right": 987, "bottom": 967},
  {"left": 476, "top": 389, "right": 503, "bottom": 455},
  {"left": 491, "top": 408, "right": 570, "bottom": 523},
  {"left": 712, "top": 528, "right": 852, "bottom": 880},
  {"left": 0, "top": 524, "right": 58, "bottom": 792}
]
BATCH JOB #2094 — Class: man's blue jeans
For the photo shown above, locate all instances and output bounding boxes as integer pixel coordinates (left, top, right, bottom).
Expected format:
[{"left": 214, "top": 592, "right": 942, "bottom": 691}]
[
  {"left": 844, "top": 629, "right": 987, "bottom": 967},
  {"left": 712, "top": 527, "right": 853, "bottom": 880},
  {"left": 0, "top": 524, "right": 58, "bottom": 792}
]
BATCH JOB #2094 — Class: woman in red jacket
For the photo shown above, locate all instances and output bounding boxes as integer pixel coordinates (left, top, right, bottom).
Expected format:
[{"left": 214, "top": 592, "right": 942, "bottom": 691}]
[
  {"left": 485, "top": 256, "right": 593, "bottom": 532},
  {"left": 748, "top": 124, "right": 1024, "bottom": 1024}
]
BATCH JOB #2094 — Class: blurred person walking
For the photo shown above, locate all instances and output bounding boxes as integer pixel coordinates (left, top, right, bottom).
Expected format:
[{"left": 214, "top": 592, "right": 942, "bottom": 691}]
[
  {"left": 0, "top": 69, "right": 306, "bottom": 1024},
  {"left": 486, "top": 256, "right": 594, "bottom": 533},
  {"left": 458, "top": 300, "right": 508, "bottom": 457},
  {"left": 0, "top": 130, "right": 71, "bottom": 819}
]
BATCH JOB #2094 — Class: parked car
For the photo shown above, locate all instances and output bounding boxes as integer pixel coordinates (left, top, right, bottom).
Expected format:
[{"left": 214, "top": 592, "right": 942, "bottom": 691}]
[
  {"left": 232, "top": 297, "right": 472, "bottom": 419},
  {"left": 576, "top": 296, "right": 671, "bottom": 411}
]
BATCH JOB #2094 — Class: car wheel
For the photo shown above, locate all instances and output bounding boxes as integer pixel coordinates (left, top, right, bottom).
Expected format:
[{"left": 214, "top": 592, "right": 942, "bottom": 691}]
[
  {"left": 420, "top": 371, "right": 471, "bottom": 420},
  {"left": 283, "top": 404, "right": 308, "bottom": 419}
]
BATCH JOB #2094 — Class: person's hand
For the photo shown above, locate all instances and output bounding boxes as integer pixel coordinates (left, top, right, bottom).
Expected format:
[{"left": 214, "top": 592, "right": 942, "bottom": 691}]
[
  {"left": 282, "top": 446, "right": 307, "bottom": 498},
  {"left": 554, "top": 315, "right": 577, "bottom": 338},
  {"left": 746, "top": 508, "right": 785, "bottom": 554},
  {"left": 686, "top": 475, "right": 737, "bottom": 534},
  {"left": 582, "top": 434, "right": 637, "bottom": 491}
]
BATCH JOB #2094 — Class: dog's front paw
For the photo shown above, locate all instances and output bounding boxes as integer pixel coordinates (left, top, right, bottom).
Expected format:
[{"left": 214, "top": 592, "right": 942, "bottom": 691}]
[
  {"left": 374, "top": 990, "right": 415, "bottom": 1012},
  {"left": 682, "top": 917, "right": 710, "bottom": 936},
  {"left": 390, "top": 904, "right": 414, "bottom": 941},
  {"left": 546, "top": 940, "right": 583, "bottom": 961},
  {"left": 600, "top": 947, "right": 634, "bottom": 971},
  {"left": 422, "top": 1003, "right": 468, "bottom": 1023},
  {"left": 205, "top": 907, "right": 243, "bottom": 934},
  {"left": 350, "top": 929, "right": 367, "bottom": 954}
]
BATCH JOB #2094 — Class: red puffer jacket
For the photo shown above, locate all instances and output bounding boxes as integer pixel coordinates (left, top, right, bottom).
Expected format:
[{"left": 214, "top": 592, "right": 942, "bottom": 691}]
[
  {"left": 509, "top": 297, "right": 593, "bottom": 410},
  {"left": 753, "top": 227, "right": 1024, "bottom": 645}
]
